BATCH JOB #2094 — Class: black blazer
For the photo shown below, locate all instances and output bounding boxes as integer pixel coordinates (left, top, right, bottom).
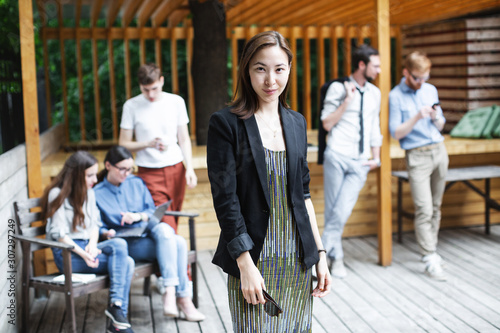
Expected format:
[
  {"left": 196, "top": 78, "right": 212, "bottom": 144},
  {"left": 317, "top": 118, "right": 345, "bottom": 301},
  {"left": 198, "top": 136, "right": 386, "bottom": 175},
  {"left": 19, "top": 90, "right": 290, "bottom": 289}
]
[{"left": 207, "top": 104, "right": 319, "bottom": 278}]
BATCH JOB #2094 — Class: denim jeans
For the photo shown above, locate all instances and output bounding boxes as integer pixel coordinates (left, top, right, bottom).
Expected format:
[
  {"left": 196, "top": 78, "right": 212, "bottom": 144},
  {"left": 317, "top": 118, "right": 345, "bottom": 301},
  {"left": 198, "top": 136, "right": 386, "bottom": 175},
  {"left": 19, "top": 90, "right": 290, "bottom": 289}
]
[
  {"left": 52, "top": 238, "right": 134, "bottom": 315},
  {"left": 126, "top": 222, "right": 190, "bottom": 298},
  {"left": 322, "top": 149, "right": 370, "bottom": 260}
]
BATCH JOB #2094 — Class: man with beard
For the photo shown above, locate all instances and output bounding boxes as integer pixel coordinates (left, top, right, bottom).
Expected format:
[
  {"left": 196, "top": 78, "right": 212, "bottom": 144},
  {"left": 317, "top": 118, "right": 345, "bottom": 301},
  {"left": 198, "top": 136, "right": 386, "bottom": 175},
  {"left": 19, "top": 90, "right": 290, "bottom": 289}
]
[
  {"left": 320, "top": 44, "right": 382, "bottom": 278},
  {"left": 389, "top": 51, "right": 448, "bottom": 281}
]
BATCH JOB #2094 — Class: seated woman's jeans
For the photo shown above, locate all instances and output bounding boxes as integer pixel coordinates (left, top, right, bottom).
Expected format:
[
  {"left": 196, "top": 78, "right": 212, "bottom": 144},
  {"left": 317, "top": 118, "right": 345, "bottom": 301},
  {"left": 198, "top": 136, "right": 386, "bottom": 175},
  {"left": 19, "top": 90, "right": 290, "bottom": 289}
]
[
  {"left": 52, "top": 238, "right": 134, "bottom": 315},
  {"left": 126, "top": 222, "right": 190, "bottom": 298}
]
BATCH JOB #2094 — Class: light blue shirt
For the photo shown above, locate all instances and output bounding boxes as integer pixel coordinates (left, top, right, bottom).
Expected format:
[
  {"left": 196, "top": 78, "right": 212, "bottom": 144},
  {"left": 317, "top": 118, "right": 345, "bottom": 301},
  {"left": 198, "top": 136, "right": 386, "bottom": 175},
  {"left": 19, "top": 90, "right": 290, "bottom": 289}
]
[
  {"left": 94, "top": 175, "right": 156, "bottom": 233},
  {"left": 389, "top": 78, "right": 445, "bottom": 150}
]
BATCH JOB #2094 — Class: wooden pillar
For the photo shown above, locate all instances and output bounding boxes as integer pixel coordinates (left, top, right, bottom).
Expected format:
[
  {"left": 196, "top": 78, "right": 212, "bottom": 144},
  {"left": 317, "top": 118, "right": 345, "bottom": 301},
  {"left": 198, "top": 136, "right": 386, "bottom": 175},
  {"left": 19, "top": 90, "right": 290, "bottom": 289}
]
[
  {"left": 395, "top": 25, "right": 403, "bottom": 84},
  {"left": 290, "top": 26, "right": 298, "bottom": 111},
  {"left": 58, "top": 1, "right": 69, "bottom": 143},
  {"left": 171, "top": 28, "right": 179, "bottom": 94},
  {"left": 124, "top": 29, "right": 132, "bottom": 100},
  {"left": 303, "top": 26, "right": 311, "bottom": 128},
  {"left": 155, "top": 28, "right": 162, "bottom": 70},
  {"left": 76, "top": 29, "right": 86, "bottom": 140},
  {"left": 140, "top": 28, "right": 146, "bottom": 65},
  {"left": 231, "top": 27, "right": 238, "bottom": 96},
  {"left": 318, "top": 26, "right": 326, "bottom": 87},
  {"left": 108, "top": 31, "right": 118, "bottom": 140},
  {"left": 330, "top": 26, "right": 338, "bottom": 80},
  {"left": 344, "top": 26, "right": 352, "bottom": 76},
  {"left": 186, "top": 26, "right": 196, "bottom": 139},
  {"left": 376, "top": 0, "right": 393, "bottom": 266},
  {"left": 92, "top": 29, "right": 102, "bottom": 142},
  {"left": 41, "top": 28, "right": 52, "bottom": 126},
  {"left": 18, "top": 0, "right": 42, "bottom": 198}
]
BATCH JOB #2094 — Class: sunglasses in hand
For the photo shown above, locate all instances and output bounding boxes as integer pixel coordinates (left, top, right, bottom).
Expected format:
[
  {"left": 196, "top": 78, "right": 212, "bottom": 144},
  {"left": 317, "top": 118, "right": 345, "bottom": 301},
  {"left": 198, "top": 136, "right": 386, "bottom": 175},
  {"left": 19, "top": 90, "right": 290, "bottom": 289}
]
[{"left": 262, "top": 289, "right": 283, "bottom": 317}]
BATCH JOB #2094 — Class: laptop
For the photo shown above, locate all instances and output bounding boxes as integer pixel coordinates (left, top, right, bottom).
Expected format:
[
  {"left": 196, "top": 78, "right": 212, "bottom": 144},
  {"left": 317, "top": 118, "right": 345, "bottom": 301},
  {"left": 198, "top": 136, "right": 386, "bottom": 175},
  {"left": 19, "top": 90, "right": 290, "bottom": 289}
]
[{"left": 114, "top": 200, "right": 172, "bottom": 238}]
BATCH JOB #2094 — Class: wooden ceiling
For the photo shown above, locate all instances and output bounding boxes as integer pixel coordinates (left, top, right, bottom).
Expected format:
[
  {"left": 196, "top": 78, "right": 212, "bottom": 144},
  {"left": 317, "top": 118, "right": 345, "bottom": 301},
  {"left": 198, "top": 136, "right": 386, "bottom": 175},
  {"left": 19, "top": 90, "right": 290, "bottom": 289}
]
[{"left": 37, "top": 0, "right": 500, "bottom": 28}]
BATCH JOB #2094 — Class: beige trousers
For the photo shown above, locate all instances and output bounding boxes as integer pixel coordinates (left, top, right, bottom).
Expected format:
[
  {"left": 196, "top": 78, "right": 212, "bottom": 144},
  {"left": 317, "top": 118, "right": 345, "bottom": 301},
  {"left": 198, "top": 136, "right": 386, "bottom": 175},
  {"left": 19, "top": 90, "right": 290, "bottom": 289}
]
[{"left": 405, "top": 142, "right": 449, "bottom": 255}]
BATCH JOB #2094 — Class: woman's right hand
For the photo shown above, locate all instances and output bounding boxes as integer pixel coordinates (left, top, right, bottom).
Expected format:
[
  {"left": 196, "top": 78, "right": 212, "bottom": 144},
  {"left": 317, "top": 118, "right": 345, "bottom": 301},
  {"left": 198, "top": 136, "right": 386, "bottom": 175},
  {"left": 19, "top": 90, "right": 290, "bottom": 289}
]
[
  {"left": 237, "top": 252, "right": 266, "bottom": 305},
  {"left": 81, "top": 251, "right": 99, "bottom": 268}
]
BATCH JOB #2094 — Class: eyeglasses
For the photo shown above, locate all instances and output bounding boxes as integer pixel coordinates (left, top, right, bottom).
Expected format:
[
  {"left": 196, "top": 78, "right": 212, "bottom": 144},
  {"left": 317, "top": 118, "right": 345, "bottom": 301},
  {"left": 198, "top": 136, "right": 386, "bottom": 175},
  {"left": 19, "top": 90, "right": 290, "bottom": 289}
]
[
  {"left": 410, "top": 72, "right": 430, "bottom": 82},
  {"left": 111, "top": 164, "right": 136, "bottom": 174},
  {"left": 262, "top": 290, "right": 283, "bottom": 317}
]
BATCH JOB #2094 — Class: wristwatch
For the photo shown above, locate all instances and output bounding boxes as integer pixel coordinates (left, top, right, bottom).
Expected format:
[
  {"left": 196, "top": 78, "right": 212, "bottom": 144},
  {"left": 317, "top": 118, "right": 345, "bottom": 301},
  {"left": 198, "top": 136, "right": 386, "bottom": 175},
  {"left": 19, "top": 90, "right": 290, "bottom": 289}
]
[{"left": 373, "top": 158, "right": 381, "bottom": 167}]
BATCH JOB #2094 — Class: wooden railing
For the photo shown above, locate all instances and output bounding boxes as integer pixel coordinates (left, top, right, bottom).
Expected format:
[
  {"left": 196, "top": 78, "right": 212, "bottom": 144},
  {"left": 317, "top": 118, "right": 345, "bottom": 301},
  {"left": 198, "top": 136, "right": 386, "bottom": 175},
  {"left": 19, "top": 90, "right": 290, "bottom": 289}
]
[{"left": 41, "top": 25, "right": 398, "bottom": 145}]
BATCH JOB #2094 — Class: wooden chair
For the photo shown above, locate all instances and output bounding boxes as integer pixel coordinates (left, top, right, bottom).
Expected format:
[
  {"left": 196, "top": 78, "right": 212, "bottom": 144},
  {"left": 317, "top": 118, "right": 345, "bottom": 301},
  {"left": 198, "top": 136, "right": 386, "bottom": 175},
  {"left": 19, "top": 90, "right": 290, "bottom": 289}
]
[{"left": 13, "top": 197, "right": 198, "bottom": 333}]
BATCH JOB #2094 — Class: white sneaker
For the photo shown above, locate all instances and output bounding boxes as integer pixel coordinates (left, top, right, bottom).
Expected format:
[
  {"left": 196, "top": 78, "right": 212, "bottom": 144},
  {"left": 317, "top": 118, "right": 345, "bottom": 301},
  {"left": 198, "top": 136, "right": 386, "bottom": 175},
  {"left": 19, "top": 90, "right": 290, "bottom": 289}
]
[
  {"left": 425, "top": 261, "right": 447, "bottom": 281},
  {"left": 331, "top": 259, "right": 347, "bottom": 279},
  {"left": 422, "top": 252, "right": 446, "bottom": 268},
  {"left": 157, "top": 276, "right": 166, "bottom": 295}
]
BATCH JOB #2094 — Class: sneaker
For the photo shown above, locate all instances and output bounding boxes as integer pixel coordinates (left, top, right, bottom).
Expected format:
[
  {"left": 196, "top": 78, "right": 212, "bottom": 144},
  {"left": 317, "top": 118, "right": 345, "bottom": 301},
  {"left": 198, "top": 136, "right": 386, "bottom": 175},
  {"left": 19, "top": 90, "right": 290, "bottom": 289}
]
[
  {"left": 425, "top": 261, "right": 447, "bottom": 281},
  {"left": 330, "top": 259, "right": 347, "bottom": 279},
  {"left": 105, "top": 304, "right": 131, "bottom": 328},
  {"left": 422, "top": 252, "right": 447, "bottom": 268},
  {"left": 107, "top": 322, "right": 134, "bottom": 333},
  {"left": 157, "top": 276, "right": 166, "bottom": 295}
]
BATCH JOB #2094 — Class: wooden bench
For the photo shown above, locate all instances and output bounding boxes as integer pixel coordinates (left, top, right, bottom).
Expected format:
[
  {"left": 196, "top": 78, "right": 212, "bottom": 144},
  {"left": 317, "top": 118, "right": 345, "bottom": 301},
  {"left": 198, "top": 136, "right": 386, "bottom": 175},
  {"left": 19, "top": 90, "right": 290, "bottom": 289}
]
[
  {"left": 13, "top": 198, "right": 199, "bottom": 333},
  {"left": 392, "top": 165, "right": 500, "bottom": 243}
]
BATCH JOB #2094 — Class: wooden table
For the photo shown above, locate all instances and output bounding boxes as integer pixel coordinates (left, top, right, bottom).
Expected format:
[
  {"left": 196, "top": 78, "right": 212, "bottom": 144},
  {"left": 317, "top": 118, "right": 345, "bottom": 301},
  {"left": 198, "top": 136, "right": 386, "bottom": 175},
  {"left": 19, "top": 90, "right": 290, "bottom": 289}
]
[{"left": 392, "top": 165, "right": 500, "bottom": 242}]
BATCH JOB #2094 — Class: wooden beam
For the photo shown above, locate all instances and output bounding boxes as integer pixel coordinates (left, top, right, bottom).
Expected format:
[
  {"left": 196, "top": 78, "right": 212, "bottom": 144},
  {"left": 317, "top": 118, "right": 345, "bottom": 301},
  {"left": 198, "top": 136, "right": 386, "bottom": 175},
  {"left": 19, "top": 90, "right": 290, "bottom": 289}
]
[
  {"left": 137, "top": 0, "right": 163, "bottom": 27},
  {"left": 376, "top": 0, "right": 393, "bottom": 267},
  {"left": 75, "top": 29, "right": 86, "bottom": 140},
  {"left": 92, "top": 31, "right": 102, "bottom": 141},
  {"left": 107, "top": 31, "right": 118, "bottom": 140},
  {"left": 271, "top": 0, "right": 337, "bottom": 26},
  {"left": 167, "top": 9, "right": 190, "bottom": 28},
  {"left": 18, "top": 0, "right": 42, "bottom": 198},
  {"left": 227, "top": 0, "right": 264, "bottom": 22},
  {"left": 107, "top": 0, "right": 124, "bottom": 27},
  {"left": 122, "top": 0, "right": 142, "bottom": 27},
  {"left": 151, "top": 0, "right": 185, "bottom": 27},
  {"left": 248, "top": 0, "right": 298, "bottom": 25},
  {"left": 41, "top": 28, "right": 52, "bottom": 126},
  {"left": 302, "top": 2, "right": 373, "bottom": 26},
  {"left": 303, "top": 26, "right": 311, "bottom": 128},
  {"left": 90, "top": 0, "right": 104, "bottom": 27},
  {"left": 75, "top": 0, "right": 82, "bottom": 28},
  {"left": 290, "top": 26, "right": 298, "bottom": 111}
]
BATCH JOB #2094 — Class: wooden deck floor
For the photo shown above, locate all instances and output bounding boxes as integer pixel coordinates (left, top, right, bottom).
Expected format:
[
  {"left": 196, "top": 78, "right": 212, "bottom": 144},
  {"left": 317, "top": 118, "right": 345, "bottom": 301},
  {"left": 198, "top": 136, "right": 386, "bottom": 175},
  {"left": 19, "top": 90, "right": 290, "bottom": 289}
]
[{"left": 28, "top": 225, "right": 500, "bottom": 333}]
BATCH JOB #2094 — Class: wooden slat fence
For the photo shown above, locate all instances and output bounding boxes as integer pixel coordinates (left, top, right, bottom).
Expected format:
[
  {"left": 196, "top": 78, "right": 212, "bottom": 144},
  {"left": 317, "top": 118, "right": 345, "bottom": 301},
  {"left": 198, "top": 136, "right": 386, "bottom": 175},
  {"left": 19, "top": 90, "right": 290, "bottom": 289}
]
[{"left": 40, "top": 25, "right": 397, "bottom": 145}]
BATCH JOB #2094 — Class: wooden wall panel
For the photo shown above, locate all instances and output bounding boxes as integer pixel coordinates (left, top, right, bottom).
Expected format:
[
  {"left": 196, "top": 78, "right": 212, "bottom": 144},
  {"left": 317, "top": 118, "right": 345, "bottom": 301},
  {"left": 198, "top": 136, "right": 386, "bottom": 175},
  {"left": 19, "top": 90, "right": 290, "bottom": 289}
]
[{"left": 402, "top": 15, "right": 500, "bottom": 131}]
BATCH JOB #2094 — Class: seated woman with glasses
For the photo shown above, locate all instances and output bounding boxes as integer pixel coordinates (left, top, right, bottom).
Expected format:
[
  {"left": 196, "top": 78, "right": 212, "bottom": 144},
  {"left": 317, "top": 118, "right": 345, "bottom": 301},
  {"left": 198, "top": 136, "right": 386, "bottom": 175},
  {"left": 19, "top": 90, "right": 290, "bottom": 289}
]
[
  {"left": 93, "top": 145, "right": 205, "bottom": 322},
  {"left": 42, "top": 151, "right": 135, "bottom": 333}
]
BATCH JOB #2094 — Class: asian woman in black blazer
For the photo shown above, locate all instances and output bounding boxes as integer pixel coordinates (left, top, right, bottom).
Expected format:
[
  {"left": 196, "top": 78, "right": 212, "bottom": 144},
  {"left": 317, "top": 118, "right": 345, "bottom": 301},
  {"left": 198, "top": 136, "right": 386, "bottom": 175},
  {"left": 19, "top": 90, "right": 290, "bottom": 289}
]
[{"left": 207, "top": 31, "right": 331, "bottom": 332}]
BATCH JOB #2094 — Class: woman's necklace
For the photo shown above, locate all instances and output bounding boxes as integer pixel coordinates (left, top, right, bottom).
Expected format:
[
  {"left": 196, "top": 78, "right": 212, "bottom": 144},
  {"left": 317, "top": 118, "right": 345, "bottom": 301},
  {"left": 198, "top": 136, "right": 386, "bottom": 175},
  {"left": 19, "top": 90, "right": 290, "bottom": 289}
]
[{"left": 255, "top": 112, "right": 279, "bottom": 138}]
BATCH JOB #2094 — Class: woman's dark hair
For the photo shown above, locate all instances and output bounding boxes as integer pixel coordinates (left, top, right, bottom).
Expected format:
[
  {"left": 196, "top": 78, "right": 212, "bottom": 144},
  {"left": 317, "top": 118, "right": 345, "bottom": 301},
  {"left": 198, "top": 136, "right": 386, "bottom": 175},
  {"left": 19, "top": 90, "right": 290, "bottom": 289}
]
[
  {"left": 41, "top": 151, "right": 98, "bottom": 231},
  {"left": 97, "top": 145, "right": 133, "bottom": 183},
  {"left": 352, "top": 44, "right": 379, "bottom": 71},
  {"left": 230, "top": 31, "right": 293, "bottom": 119}
]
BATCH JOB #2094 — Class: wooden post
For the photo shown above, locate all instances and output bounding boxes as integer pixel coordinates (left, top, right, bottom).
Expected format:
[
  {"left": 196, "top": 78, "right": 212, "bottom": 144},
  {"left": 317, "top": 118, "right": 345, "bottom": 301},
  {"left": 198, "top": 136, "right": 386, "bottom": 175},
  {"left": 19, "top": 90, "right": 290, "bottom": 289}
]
[
  {"left": 395, "top": 25, "right": 402, "bottom": 84},
  {"left": 171, "top": 28, "right": 179, "bottom": 94},
  {"left": 76, "top": 29, "right": 86, "bottom": 141},
  {"left": 108, "top": 31, "right": 118, "bottom": 140},
  {"left": 155, "top": 28, "right": 162, "bottom": 70},
  {"left": 58, "top": 1, "right": 69, "bottom": 143},
  {"left": 376, "top": 0, "right": 393, "bottom": 266},
  {"left": 303, "top": 26, "right": 311, "bottom": 128},
  {"left": 41, "top": 28, "right": 52, "bottom": 126},
  {"left": 124, "top": 29, "right": 132, "bottom": 100},
  {"left": 186, "top": 26, "right": 196, "bottom": 139},
  {"left": 318, "top": 26, "right": 326, "bottom": 87},
  {"left": 18, "top": 0, "right": 42, "bottom": 198},
  {"left": 290, "top": 26, "right": 298, "bottom": 111},
  {"left": 344, "top": 26, "right": 352, "bottom": 76},
  {"left": 140, "top": 28, "right": 146, "bottom": 65},
  {"left": 92, "top": 29, "right": 102, "bottom": 142},
  {"left": 331, "top": 26, "right": 338, "bottom": 80},
  {"left": 231, "top": 27, "right": 238, "bottom": 96}
]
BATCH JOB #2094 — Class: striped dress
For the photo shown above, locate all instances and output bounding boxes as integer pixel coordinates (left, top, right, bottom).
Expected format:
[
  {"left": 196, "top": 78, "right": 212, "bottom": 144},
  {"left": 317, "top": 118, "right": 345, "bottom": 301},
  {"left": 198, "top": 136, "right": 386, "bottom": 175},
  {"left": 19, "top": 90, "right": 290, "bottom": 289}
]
[{"left": 228, "top": 148, "right": 313, "bottom": 333}]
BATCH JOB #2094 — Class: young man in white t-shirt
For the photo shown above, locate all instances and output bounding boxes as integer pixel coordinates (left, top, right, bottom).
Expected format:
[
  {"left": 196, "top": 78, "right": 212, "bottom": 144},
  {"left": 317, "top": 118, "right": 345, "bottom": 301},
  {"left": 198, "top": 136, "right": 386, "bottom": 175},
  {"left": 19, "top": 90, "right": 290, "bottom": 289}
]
[{"left": 119, "top": 63, "right": 197, "bottom": 232}]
